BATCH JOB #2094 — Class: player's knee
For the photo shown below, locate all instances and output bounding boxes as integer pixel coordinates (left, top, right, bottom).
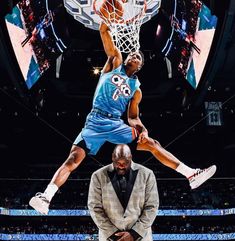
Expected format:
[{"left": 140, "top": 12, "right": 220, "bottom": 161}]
[
  {"left": 71, "top": 145, "right": 86, "bottom": 163},
  {"left": 148, "top": 138, "right": 164, "bottom": 154},
  {"left": 65, "top": 146, "right": 86, "bottom": 170},
  {"left": 151, "top": 138, "right": 161, "bottom": 147},
  {"left": 137, "top": 138, "right": 161, "bottom": 152}
]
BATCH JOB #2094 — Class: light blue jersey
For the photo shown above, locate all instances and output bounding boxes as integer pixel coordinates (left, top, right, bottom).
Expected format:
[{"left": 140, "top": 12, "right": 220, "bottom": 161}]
[
  {"left": 74, "top": 64, "right": 140, "bottom": 155},
  {"left": 93, "top": 64, "right": 140, "bottom": 118}
]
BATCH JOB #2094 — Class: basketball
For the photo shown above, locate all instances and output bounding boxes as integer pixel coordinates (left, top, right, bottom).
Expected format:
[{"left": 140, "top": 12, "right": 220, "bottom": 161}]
[{"left": 99, "top": 0, "right": 124, "bottom": 22}]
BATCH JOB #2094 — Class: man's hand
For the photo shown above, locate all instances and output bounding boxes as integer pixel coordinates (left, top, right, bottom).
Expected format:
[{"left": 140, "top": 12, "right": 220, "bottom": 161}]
[
  {"left": 115, "top": 231, "right": 134, "bottom": 241},
  {"left": 137, "top": 130, "right": 149, "bottom": 144}
]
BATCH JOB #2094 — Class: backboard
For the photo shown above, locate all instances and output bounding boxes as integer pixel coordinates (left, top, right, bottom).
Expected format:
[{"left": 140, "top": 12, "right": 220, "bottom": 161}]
[{"left": 63, "top": 0, "right": 161, "bottom": 30}]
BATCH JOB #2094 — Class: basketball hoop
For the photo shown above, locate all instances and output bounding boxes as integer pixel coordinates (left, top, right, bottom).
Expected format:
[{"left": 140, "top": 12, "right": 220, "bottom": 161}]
[{"left": 93, "top": 0, "right": 147, "bottom": 53}]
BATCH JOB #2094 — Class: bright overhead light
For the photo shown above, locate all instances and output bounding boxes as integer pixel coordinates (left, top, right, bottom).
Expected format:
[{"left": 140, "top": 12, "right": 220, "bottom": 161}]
[{"left": 93, "top": 67, "right": 101, "bottom": 75}]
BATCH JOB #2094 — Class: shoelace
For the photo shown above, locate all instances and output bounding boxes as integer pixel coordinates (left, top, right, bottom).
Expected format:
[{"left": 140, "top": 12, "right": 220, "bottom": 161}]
[
  {"left": 35, "top": 192, "right": 50, "bottom": 203},
  {"left": 188, "top": 168, "right": 206, "bottom": 179},
  {"left": 193, "top": 169, "right": 205, "bottom": 177}
]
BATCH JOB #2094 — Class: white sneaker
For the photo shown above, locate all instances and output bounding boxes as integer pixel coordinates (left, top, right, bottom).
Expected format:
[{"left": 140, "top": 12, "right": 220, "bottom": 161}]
[
  {"left": 188, "top": 165, "right": 217, "bottom": 189},
  {"left": 29, "top": 192, "right": 50, "bottom": 215}
]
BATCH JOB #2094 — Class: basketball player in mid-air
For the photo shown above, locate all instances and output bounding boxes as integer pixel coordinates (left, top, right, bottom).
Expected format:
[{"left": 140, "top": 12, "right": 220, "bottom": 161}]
[{"left": 29, "top": 20, "right": 216, "bottom": 214}]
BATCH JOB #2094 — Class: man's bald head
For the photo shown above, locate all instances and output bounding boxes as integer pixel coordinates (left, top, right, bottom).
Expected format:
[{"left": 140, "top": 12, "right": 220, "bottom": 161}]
[
  {"left": 112, "top": 144, "right": 132, "bottom": 176},
  {"left": 112, "top": 144, "right": 132, "bottom": 162}
]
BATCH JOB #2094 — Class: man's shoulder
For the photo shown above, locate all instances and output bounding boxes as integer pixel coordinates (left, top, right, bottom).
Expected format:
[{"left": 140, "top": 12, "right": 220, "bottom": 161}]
[{"left": 93, "top": 164, "right": 112, "bottom": 176}]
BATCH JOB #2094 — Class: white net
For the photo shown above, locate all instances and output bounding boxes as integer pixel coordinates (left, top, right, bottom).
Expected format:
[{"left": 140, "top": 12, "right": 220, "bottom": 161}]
[{"left": 93, "top": 0, "right": 147, "bottom": 53}]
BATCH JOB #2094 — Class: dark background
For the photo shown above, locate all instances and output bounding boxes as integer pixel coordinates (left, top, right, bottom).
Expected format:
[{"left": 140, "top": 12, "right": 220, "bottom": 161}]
[{"left": 0, "top": 0, "right": 235, "bottom": 180}]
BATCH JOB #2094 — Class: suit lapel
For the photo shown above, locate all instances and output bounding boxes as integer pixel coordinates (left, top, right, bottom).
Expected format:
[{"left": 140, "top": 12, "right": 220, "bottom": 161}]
[
  {"left": 108, "top": 169, "right": 139, "bottom": 211},
  {"left": 124, "top": 169, "right": 138, "bottom": 210}
]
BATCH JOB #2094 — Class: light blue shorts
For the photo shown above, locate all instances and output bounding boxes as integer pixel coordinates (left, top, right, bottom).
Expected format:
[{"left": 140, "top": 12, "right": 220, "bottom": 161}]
[{"left": 74, "top": 112, "right": 135, "bottom": 155}]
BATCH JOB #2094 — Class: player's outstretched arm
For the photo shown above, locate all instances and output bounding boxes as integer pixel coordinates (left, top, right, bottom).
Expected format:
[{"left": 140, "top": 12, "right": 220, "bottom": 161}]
[
  {"left": 99, "top": 22, "right": 122, "bottom": 73},
  {"left": 128, "top": 89, "right": 148, "bottom": 143}
]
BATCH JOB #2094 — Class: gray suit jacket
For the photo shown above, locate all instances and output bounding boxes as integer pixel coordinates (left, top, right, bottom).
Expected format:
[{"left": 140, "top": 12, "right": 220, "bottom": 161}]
[{"left": 88, "top": 161, "right": 159, "bottom": 241}]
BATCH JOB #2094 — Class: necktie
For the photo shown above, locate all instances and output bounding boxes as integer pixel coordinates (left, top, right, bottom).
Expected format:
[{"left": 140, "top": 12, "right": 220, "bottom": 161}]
[{"left": 119, "top": 176, "right": 127, "bottom": 194}]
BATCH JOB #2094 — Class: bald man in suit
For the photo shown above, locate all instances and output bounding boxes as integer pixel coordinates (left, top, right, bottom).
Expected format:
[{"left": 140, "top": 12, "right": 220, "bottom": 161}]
[{"left": 88, "top": 144, "right": 159, "bottom": 241}]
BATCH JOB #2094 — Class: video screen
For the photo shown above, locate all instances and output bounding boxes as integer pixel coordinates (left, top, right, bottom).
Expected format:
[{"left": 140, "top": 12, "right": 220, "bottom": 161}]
[
  {"left": 4, "top": 0, "right": 68, "bottom": 89},
  {"left": 155, "top": 0, "right": 217, "bottom": 89}
]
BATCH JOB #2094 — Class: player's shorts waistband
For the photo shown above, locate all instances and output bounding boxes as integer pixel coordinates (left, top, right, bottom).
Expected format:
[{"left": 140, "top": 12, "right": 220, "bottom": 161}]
[{"left": 91, "top": 108, "right": 120, "bottom": 119}]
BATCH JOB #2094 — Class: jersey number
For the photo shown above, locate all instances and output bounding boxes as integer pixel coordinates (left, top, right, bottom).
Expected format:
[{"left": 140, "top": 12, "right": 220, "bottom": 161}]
[{"left": 111, "top": 75, "right": 131, "bottom": 101}]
